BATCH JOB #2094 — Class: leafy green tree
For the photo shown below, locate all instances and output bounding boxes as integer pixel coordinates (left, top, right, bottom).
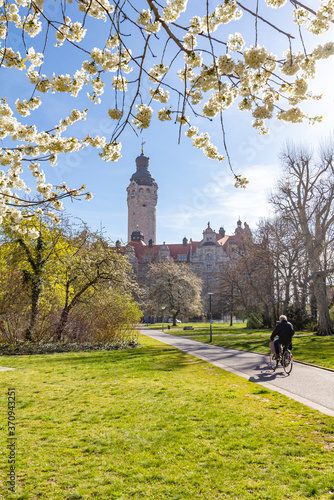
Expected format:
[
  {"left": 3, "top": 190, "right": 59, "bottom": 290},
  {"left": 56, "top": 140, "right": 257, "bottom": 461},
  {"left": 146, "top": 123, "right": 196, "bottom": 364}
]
[
  {"left": 1, "top": 218, "right": 66, "bottom": 340},
  {"left": 0, "top": 218, "right": 140, "bottom": 342},
  {"left": 53, "top": 229, "right": 138, "bottom": 340}
]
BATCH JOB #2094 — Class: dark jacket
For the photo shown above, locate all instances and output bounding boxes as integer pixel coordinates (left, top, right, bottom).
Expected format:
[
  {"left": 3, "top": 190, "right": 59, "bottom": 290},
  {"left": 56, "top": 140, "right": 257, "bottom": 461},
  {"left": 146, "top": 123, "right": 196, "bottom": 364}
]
[{"left": 270, "top": 320, "right": 294, "bottom": 345}]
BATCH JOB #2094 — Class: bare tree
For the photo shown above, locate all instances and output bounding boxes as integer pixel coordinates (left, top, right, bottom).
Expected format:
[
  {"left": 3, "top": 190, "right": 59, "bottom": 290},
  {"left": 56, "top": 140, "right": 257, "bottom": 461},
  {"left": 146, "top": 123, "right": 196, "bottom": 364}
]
[
  {"left": 270, "top": 143, "right": 334, "bottom": 335},
  {"left": 53, "top": 231, "right": 137, "bottom": 340},
  {"left": 257, "top": 217, "right": 308, "bottom": 319},
  {"left": 215, "top": 232, "right": 275, "bottom": 327},
  {"left": 216, "top": 260, "right": 246, "bottom": 325}
]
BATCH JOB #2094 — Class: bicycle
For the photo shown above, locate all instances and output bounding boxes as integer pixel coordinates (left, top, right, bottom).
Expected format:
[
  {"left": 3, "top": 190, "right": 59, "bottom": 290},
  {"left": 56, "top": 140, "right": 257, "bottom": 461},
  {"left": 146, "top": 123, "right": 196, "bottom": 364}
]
[{"left": 269, "top": 342, "right": 293, "bottom": 374}]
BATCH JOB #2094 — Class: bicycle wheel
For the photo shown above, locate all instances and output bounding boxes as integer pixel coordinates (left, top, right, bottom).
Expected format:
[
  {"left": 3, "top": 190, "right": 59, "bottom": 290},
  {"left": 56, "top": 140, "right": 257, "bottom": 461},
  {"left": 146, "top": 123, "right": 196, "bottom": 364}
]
[
  {"left": 282, "top": 350, "right": 293, "bottom": 374},
  {"left": 269, "top": 353, "right": 278, "bottom": 370}
]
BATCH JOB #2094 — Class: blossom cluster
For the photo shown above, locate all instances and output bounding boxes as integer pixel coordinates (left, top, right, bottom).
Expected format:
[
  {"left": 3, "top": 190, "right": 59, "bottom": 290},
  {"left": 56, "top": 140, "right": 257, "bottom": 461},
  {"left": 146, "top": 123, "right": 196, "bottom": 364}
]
[
  {"left": 137, "top": 9, "right": 161, "bottom": 34},
  {"left": 202, "top": 85, "right": 237, "bottom": 117},
  {"left": 158, "top": 107, "right": 172, "bottom": 121},
  {"left": 227, "top": 33, "right": 246, "bottom": 52},
  {"left": 185, "top": 130, "right": 224, "bottom": 162},
  {"left": 108, "top": 108, "right": 123, "bottom": 120},
  {"left": 202, "top": 1, "right": 242, "bottom": 33},
  {"left": 0, "top": 98, "right": 98, "bottom": 226},
  {"left": 55, "top": 17, "right": 87, "bottom": 46},
  {"left": 148, "top": 63, "right": 169, "bottom": 83},
  {"left": 132, "top": 105, "right": 153, "bottom": 129},
  {"left": 307, "top": 1, "right": 334, "bottom": 35},
  {"left": 149, "top": 87, "right": 170, "bottom": 103},
  {"left": 15, "top": 96, "right": 41, "bottom": 117},
  {"left": 163, "top": 0, "right": 188, "bottom": 23},
  {"left": 78, "top": 0, "right": 115, "bottom": 21},
  {"left": 99, "top": 142, "right": 122, "bottom": 162}
]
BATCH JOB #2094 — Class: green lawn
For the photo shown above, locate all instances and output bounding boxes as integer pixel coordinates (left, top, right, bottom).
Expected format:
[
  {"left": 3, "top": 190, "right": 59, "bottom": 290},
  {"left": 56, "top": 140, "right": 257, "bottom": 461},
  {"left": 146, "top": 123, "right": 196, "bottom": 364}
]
[
  {"left": 148, "top": 323, "right": 334, "bottom": 371},
  {"left": 188, "top": 333, "right": 334, "bottom": 371},
  {"left": 0, "top": 334, "right": 334, "bottom": 499},
  {"left": 147, "top": 322, "right": 247, "bottom": 332}
]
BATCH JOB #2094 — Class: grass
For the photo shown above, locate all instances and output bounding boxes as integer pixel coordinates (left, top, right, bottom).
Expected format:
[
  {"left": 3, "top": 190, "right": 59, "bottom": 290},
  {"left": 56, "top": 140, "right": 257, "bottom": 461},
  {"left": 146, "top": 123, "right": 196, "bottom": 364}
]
[
  {"left": 0, "top": 334, "right": 333, "bottom": 499},
  {"left": 146, "top": 322, "right": 246, "bottom": 332},
  {"left": 149, "top": 323, "right": 334, "bottom": 371}
]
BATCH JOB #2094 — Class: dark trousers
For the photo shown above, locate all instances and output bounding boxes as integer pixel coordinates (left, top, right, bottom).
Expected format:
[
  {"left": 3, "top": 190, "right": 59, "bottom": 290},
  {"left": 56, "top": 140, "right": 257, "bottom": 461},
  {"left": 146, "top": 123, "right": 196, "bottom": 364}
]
[
  {"left": 274, "top": 338, "right": 282, "bottom": 356},
  {"left": 274, "top": 339, "right": 292, "bottom": 355}
]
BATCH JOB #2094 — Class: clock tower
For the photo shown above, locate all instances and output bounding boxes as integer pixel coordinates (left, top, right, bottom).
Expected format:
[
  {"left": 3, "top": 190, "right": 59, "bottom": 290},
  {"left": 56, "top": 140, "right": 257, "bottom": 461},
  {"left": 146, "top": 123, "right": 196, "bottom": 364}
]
[{"left": 127, "top": 150, "right": 158, "bottom": 245}]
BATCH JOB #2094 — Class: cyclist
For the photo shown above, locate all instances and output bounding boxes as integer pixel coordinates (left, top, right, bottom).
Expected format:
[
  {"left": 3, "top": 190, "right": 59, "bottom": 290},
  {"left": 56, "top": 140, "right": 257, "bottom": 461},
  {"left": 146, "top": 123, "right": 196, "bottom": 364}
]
[{"left": 270, "top": 315, "right": 294, "bottom": 360}]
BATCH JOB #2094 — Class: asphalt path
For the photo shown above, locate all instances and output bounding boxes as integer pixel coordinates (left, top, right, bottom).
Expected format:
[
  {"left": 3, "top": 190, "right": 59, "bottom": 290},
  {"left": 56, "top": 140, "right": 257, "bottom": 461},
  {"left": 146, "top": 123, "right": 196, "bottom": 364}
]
[{"left": 139, "top": 329, "right": 334, "bottom": 418}]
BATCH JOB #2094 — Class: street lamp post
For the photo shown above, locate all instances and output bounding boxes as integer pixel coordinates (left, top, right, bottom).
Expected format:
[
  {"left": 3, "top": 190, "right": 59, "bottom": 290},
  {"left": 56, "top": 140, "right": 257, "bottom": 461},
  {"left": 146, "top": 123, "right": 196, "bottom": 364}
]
[
  {"left": 161, "top": 306, "right": 166, "bottom": 331},
  {"left": 208, "top": 293, "right": 213, "bottom": 342}
]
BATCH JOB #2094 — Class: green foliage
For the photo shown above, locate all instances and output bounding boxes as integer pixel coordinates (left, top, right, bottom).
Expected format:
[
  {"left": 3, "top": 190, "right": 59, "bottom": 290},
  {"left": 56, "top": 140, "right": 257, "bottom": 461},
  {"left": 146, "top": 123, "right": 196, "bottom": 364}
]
[
  {"left": 0, "top": 218, "right": 140, "bottom": 344},
  {"left": 286, "top": 304, "right": 315, "bottom": 331},
  {"left": 246, "top": 313, "right": 264, "bottom": 329}
]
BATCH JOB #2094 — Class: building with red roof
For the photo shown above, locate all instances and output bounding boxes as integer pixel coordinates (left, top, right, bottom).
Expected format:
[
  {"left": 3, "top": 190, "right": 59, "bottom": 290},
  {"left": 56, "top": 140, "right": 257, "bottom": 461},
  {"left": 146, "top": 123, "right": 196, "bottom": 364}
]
[{"left": 121, "top": 151, "right": 251, "bottom": 291}]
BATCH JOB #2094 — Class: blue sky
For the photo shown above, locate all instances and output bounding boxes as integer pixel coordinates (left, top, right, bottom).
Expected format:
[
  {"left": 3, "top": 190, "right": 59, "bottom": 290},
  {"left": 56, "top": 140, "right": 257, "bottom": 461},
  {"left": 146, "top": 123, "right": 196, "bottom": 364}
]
[{"left": 2, "top": 2, "right": 334, "bottom": 244}]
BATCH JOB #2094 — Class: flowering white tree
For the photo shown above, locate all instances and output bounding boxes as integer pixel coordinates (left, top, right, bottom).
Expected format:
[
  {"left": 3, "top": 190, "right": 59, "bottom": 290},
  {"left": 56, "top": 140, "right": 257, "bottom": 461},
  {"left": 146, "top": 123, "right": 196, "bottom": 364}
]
[
  {"left": 1, "top": 0, "right": 334, "bottom": 231},
  {"left": 145, "top": 261, "right": 203, "bottom": 325}
]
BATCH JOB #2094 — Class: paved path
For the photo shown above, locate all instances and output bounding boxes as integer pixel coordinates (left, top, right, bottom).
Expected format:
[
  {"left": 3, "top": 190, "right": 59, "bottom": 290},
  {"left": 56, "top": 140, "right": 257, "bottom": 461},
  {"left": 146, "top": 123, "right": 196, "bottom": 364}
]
[
  {"left": 140, "top": 329, "right": 334, "bottom": 418},
  {"left": 0, "top": 366, "right": 15, "bottom": 371}
]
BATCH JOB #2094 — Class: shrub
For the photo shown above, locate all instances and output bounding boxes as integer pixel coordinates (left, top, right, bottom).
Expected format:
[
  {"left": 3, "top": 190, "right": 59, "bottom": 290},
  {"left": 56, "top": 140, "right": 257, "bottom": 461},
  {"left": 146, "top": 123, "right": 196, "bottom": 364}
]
[
  {"left": 62, "top": 290, "right": 142, "bottom": 343},
  {"left": 0, "top": 339, "right": 140, "bottom": 356},
  {"left": 286, "top": 304, "right": 315, "bottom": 331},
  {"left": 246, "top": 313, "right": 264, "bottom": 329}
]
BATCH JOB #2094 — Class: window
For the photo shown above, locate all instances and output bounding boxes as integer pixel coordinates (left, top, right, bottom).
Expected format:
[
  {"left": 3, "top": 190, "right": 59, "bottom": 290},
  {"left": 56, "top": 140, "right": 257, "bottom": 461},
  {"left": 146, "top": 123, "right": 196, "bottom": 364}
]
[
  {"left": 206, "top": 253, "right": 213, "bottom": 261},
  {"left": 178, "top": 255, "right": 187, "bottom": 262},
  {"left": 207, "top": 264, "right": 213, "bottom": 272},
  {"left": 195, "top": 266, "right": 200, "bottom": 272}
]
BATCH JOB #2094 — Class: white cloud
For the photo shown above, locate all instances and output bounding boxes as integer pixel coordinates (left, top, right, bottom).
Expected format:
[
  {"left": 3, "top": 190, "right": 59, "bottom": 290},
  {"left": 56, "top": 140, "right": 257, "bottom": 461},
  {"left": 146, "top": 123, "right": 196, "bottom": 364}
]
[{"left": 157, "top": 162, "right": 280, "bottom": 240}]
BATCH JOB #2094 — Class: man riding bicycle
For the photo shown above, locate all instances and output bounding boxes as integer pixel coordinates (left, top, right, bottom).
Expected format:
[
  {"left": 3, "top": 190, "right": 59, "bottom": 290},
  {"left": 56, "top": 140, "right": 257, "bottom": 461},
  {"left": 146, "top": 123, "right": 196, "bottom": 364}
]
[{"left": 270, "top": 315, "right": 294, "bottom": 360}]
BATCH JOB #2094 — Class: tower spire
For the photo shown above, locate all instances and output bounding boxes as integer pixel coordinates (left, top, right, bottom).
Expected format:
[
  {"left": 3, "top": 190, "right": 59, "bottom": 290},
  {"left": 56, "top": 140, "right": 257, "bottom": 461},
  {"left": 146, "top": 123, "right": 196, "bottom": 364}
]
[{"left": 141, "top": 140, "right": 146, "bottom": 154}]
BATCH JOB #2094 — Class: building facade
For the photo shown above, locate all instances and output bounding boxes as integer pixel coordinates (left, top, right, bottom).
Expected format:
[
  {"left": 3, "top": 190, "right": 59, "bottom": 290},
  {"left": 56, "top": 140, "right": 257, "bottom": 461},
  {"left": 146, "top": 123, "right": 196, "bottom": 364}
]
[{"left": 124, "top": 151, "right": 250, "bottom": 289}]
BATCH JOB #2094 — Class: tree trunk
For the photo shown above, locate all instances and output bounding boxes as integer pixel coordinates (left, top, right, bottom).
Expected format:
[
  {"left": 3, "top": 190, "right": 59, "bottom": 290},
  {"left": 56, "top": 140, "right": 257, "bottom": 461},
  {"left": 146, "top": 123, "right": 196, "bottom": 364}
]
[
  {"left": 283, "top": 277, "right": 291, "bottom": 315},
  {"left": 25, "top": 277, "right": 42, "bottom": 341},
  {"left": 309, "top": 285, "right": 317, "bottom": 321},
  {"left": 55, "top": 306, "right": 71, "bottom": 341},
  {"left": 313, "top": 275, "right": 333, "bottom": 335}
]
